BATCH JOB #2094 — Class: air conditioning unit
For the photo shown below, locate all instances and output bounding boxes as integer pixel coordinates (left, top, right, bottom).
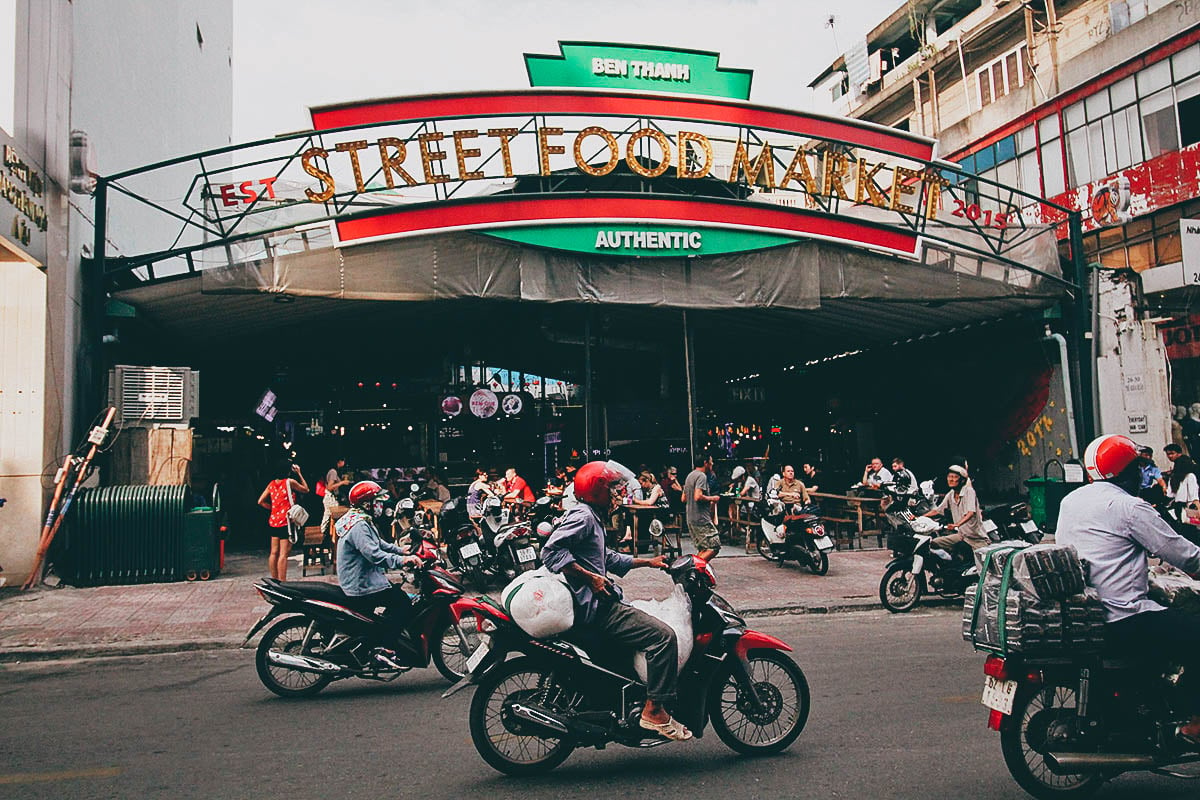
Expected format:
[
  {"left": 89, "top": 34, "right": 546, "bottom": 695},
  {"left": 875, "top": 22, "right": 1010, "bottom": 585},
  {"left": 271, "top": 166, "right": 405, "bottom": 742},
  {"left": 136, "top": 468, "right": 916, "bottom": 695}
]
[{"left": 108, "top": 365, "right": 199, "bottom": 427}]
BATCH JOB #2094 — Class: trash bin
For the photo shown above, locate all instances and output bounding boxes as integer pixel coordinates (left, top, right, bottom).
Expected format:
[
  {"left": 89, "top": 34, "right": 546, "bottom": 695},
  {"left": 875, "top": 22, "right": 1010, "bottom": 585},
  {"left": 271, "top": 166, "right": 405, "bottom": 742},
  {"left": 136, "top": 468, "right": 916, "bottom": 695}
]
[
  {"left": 181, "top": 506, "right": 219, "bottom": 581},
  {"left": 1024, "top": 460, "right": 1084, "bottom": 533}
]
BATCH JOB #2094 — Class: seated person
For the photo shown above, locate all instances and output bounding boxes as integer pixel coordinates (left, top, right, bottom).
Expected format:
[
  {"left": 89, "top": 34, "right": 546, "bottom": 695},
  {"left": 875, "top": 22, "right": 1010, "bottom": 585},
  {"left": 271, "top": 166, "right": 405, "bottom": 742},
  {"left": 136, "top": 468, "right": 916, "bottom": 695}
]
[
  {"left": 1057, "top": 434, "right": 1200, "bottom": 745},
  {"left": 733, "top": 465, "right": 762, "bottom": 501},
  {"left": 540, "top": 461, "right": 686, "bottom": 740},
  {"left": 860, "top": 457, "right": 893, "bottom": 490},
  {"left": 466, "top": 468, "right": 495, "bottom": 520},
  {"left": 890, "top": 457, "right": 918, "bottom": 495},
  {"left": 503, "top": 467, "right": 536, "bottom": 507},
  {"left": 775, "top": 465, "right": 811, "bottom": 507},
  {"left": 801, "top": 463, "right": 821, "bottom": 493},
  {"left": 922, "top": 466, "right": 988, "bottom": 553}
]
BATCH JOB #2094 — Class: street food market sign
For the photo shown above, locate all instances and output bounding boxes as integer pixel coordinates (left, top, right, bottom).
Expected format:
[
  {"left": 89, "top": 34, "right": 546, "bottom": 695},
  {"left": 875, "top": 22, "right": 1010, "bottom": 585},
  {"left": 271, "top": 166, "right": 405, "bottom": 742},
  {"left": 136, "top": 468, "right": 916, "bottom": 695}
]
[{"left": 102, "top": 43, "right": 1047, "bottom": 270}]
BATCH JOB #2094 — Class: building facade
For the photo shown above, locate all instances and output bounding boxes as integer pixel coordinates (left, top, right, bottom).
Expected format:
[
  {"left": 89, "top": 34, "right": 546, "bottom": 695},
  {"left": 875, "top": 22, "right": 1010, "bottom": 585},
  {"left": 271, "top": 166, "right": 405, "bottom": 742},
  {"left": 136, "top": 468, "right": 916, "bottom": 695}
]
[
  {"left": 0, "top": 0, "right": 231, "bottom": 585},
  {"left": 812, "top": 0, "right": 1195, "bottom": 464}
]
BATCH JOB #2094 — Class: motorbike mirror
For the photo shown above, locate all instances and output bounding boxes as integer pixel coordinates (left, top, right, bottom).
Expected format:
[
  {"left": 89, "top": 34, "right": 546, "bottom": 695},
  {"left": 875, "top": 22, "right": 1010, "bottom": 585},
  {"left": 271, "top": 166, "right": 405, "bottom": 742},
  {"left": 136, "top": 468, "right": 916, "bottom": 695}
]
[{"left": 410, "top": 482, "right": 421, "bottom": 494}]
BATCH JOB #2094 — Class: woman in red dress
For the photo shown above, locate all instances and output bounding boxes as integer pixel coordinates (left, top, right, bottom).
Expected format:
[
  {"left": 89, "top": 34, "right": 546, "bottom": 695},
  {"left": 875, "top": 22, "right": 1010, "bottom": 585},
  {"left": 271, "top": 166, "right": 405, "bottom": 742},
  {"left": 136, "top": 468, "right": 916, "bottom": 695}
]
[{"left": 256, "top": 462, "right": 309, "bottom": 580}]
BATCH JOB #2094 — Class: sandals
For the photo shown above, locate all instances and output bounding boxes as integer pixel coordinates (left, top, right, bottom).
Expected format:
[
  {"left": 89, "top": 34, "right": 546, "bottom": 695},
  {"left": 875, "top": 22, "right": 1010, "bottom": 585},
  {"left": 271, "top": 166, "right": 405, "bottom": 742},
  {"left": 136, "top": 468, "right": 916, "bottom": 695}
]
[
  {"left": 639, "top": 714, "right": 694, "bottom": 741},
  {"left": 1177, "top": 726, "right": 1200, "bottom": 749}
]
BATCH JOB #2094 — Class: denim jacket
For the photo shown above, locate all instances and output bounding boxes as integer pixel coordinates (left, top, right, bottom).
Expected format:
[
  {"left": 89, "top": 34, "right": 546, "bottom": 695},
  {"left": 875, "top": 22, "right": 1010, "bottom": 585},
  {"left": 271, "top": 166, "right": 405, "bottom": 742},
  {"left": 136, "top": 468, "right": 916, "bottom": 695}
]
[
  {"left": 335, "top": 509, "right": 406, "bottom": 597},
  {"left": 541, "top": 503, "right": 633, "bottom": 624}
]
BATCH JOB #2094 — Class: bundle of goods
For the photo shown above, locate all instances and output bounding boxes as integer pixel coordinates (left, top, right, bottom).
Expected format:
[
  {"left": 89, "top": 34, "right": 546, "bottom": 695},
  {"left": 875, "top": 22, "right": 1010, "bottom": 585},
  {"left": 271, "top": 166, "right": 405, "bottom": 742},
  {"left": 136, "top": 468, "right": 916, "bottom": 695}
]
[
  {"left": 963, "top": 542, "right": 1106, "bottom": 656},
  {"left": 1148, "top": 563, "right": 1200, "bottom": 615}
]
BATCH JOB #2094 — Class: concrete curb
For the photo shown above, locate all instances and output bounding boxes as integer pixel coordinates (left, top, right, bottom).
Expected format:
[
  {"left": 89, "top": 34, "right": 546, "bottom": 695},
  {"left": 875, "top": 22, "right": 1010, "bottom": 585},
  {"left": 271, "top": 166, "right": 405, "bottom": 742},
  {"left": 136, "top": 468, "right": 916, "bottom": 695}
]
[{"left": 0, "top": 597, "right": 962, "bottom": 663}]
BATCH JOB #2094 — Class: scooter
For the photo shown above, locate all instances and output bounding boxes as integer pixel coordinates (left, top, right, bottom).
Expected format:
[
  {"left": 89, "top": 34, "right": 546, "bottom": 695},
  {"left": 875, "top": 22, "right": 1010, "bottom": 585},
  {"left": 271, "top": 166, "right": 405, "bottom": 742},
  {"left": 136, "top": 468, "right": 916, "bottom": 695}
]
[
  {"left": 756, "top": 499, "right": 834, "bottom": 575},
  {"left": 982, "top": 500, "right": 1043, "bottom": 544},
  {"left": 878, "top": 503, "right": 979, "bottom": 613},
  {"left": 440, "top": 496, "right": 498, "bottom": 588}
]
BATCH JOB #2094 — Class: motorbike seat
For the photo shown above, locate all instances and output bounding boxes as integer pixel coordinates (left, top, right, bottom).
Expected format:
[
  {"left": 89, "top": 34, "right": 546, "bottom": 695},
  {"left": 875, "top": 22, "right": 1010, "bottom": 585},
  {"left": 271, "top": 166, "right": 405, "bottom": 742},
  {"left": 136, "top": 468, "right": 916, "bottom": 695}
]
[
  {"left": 559, "top": 628, "right": 638, "bottom": 680},
  {"left": 268, "top": 579, "right": 351, "bottom": 604}
]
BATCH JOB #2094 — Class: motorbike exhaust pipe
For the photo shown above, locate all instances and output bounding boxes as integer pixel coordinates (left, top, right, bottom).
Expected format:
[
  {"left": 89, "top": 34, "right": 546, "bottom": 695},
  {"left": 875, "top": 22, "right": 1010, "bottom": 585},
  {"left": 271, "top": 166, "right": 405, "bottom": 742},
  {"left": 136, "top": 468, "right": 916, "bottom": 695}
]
[
  {"left": 266, "top": 650, "right": 346, "bottom": 675},
  {"left": 1046, "top": 752, "right": 1157, "bottom": 773},
  {"left": 511, "top": 703, "right": 571, "bottom": 735}
]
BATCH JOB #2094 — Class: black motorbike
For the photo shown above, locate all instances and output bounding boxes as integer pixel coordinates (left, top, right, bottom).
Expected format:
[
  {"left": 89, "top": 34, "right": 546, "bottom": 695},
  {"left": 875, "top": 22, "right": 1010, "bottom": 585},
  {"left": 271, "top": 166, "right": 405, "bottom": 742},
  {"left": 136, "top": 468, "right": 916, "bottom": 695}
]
[
  {"left": 755, "top": 499, "right": 834, "bottom": 575},
  {"left": 440, "top": 496, "right": 497, "bottom": 587},
  {"left": 983, "top": 500, "right": 1044, "bottom": 544},
  {"left": 878, "top": 503, "right": 979, "bottom": 613},
  {"left": 979, "top": 649, "right": 1200, "bottom": 798},
  {"left": 446, "top": 555, "right": 811, "bottom": 775},
  {"left": 243, "top": 533, "right": 481, "bottom": 697}
]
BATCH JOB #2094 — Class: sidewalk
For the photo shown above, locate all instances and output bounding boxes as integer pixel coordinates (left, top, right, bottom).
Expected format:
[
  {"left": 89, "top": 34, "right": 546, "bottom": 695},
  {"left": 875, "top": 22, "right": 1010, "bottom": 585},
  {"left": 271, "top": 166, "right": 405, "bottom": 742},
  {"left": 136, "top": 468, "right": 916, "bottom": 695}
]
[{"left": 0, "top": 546, "right": 913, "bottom": 662}]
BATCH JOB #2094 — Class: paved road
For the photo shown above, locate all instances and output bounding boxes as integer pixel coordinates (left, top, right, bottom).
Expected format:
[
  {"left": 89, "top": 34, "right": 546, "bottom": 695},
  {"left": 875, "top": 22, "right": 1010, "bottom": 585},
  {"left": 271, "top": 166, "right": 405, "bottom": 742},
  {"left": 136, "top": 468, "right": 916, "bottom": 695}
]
[{"left": 0, "top": 609, "right": 1191, "bottom": 799}]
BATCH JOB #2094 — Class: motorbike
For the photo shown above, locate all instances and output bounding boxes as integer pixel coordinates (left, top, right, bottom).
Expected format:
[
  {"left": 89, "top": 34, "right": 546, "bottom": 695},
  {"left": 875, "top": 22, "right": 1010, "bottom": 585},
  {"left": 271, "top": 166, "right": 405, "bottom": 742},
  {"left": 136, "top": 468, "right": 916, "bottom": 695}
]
[
  {"left": 878, "top": 497, "right": 979, "bottom": 613},
  {"left": 979, "top": 649, "right": 1200, "bottom": 798},
  {"left": 445, "top": 555, "right": 811, "bottom": 775},
  {"left": 755, "top": 499, "right": 834, "bottom": 575},
  {"left": 243, "top": 532, "right": 483, "bottom": 697},
  {"left": 983, "top": 500, "right": 1044, "bottom": 544},
  {"left": 440, "top": 496, "right": 498, "bottom": 587}
]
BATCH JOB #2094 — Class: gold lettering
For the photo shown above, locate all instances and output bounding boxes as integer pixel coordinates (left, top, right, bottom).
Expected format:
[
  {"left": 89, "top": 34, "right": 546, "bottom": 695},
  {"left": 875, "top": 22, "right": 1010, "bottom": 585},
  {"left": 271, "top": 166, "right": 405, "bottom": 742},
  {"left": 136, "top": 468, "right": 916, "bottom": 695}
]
[
  {"left": 487, "top": 128, "right": 519, "bottom": 177},
  {"left": 301, "top": 147, "right": 335, "bottom": 202},
  {"left": 574, "top": 127, "right": 619, "bottom": 176},
  {"left": 854, "top": 159, "right": 890, "bottom": 208},
  {"left": 376, "top": 138, "right": 417, "bottom": 188},
  {"left": 821, "top": 151, "right": 850, "bottom": 200},
  {"left": 729, "top": 140, "right": 775, "bottom": 188},
  {"left": 626, "top": 128, "right": 672, "bottom": 178},
  {"left": 779, "top": 148, "right": 817, "bottom": 193},
  {"left": 676, "top": 131, "right": 712, "bottom": 179},
  {"left": 334, "top": 140, "right": 370, "bottom": 193},
  {"left": 538, "top": 127, "right": 565, "bottom": 176},
  {"left": 452, "top": 129, "right": 483, "bottom": 181},
  {"left": 890, "top": 165, "right": 919, "bottom": 213},
  {"left": 418, "top": 133, "right": 449, "bottom": 184},
  {"left": 924, "top": 173, "right": 952, "bottom": 219}
]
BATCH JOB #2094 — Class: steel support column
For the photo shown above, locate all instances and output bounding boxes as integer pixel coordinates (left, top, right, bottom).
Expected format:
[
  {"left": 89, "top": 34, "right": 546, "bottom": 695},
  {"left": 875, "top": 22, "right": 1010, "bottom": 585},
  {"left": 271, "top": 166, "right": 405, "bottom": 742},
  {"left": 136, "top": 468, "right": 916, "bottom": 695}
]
[{"left": 1066, "top": 211, "right": 1095, "bottom": 446}]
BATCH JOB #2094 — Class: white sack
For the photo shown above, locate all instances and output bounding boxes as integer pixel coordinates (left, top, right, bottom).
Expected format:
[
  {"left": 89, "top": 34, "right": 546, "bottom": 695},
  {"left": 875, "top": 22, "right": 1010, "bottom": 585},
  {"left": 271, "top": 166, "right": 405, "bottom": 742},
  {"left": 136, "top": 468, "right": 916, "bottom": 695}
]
[
  {"left": 631, "top": 584, "right": 694, "bottom": 682},
  {"left": 501, "top": 567, "right": 574, "bottom": 639}
]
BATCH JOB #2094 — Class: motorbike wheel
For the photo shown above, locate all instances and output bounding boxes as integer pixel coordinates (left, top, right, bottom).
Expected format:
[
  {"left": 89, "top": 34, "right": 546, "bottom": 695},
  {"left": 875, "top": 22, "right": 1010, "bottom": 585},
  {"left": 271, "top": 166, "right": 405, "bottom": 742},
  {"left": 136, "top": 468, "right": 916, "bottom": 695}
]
[
  {"left": 878, "top": 563, "right": 925, "bottom": 613},
  {"left": 808, "top": 549, "right": 829, "bottom": 576},
  {"left": 254, "top": 616, "right": 335, "bottom": 698},
  {"left": 1000, "top": 682, "right": 1104, "bottom": 800},
  {"left": 431, "top": 617, "right": 482, "bottom": 682},
  {"left": 709, "top": 650, "right": 810, "bottom": 755},
  {"left": 469, "top": 657, "right": 575, "bottom": 776},
  {"left": 755, "top": 533, "right": 783, "bottom": 563}
]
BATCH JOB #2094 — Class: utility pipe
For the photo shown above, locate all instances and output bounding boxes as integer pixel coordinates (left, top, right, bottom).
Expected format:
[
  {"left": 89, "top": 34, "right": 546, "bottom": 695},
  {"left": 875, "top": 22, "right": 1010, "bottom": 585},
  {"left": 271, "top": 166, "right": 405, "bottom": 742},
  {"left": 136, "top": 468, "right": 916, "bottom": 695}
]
[{"left": 1044, "top": 328, "right": 1080, "bottom": 458}]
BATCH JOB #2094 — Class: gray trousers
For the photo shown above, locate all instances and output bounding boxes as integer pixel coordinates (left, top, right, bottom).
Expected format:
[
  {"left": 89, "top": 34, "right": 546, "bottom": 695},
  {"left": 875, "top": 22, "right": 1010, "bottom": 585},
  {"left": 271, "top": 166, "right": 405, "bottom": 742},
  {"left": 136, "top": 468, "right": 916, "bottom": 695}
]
[{"left": 590, "top": 601, "right": 679, "bottom": 703}]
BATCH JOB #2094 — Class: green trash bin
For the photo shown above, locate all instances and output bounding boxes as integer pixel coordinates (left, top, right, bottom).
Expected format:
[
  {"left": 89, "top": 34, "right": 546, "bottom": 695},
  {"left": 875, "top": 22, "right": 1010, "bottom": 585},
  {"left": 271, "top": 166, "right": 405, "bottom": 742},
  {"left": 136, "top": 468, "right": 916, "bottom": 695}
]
[
  {"left": 1025, "top": 460, "right": 1084, "bottom": 533},
  {"left": 181, "top": 506, "right": 219, "bottom": 581},
  {"left": 1024, "top": 477, "right": 1052, "bottom": 528}
]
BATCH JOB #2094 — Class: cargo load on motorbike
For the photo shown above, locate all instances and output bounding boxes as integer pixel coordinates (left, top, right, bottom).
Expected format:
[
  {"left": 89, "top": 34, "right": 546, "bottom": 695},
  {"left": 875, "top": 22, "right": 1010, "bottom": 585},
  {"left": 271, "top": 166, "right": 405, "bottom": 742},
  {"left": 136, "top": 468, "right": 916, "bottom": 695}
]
[{"left": 963, "top": 542, "right": 1107, "bottom": 656}]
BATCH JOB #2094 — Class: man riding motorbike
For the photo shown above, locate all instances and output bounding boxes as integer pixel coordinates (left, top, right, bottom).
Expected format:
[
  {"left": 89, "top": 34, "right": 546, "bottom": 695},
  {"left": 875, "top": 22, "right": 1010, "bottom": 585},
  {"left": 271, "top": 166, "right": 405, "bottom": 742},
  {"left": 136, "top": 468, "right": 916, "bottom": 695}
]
[
  {"left": 1056, "top": 434, "right": 1200, "bottom": 745},
  {"left": 923, "top": 465, "right": 988, "bottom": 553},
  {"left": 335, "top": 480, "right": 424, "bottom": 670},
  {"left": 539, "top": 460, "right": 689, "bottom": 741}
]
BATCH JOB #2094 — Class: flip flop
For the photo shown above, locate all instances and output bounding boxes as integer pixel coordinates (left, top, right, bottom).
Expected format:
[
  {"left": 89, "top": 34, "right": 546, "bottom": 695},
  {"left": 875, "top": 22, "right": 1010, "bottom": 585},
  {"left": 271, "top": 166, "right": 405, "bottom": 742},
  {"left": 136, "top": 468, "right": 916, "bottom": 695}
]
[
  {"left": 639, "top": 715, "right": 693, "bottom": 741},
  {"left": 1177, "top": 726, "right": 1200, "bottom": 749}
]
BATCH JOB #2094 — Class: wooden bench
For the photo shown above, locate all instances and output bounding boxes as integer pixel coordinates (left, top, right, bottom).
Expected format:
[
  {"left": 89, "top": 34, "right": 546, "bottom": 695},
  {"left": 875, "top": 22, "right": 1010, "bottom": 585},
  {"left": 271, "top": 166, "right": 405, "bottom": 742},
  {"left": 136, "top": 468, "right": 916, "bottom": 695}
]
[
  {"left": 300, "top": 526, "right": 331, "bottom": 576},
  {"left": 810, "top": 492, "right": 886, "bottom": 550}
]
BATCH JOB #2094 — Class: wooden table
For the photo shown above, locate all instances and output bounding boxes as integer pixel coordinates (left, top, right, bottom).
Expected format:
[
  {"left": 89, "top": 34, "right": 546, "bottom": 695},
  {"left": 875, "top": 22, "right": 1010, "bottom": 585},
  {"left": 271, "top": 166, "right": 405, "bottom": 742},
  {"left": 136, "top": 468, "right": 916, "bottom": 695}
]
[
  {"left": 721, "top": 495, "right": 760, "bottom": 553},
  {"left": 419, "top": 499, "right": 444, "bottom": 540},
  {"left": 618, "top": 504, "right": 679, "bottom": 557},
  {"left": 808, "top": 491, "right": 885, "bottom": 549}
]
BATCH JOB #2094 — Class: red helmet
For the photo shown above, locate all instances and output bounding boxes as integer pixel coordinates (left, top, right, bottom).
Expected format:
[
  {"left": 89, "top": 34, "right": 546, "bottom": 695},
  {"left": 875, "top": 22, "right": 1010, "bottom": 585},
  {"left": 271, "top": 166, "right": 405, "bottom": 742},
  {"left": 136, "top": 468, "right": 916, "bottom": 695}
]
[
  {"left": 348, "top": 480, "right": 383, "bottom": 507},
  {"left": 1083, "top": 434, "right": 1140, "bottom": 481},
  {"left": 573, "top": 460, "right": 636, "bottom": 505}
]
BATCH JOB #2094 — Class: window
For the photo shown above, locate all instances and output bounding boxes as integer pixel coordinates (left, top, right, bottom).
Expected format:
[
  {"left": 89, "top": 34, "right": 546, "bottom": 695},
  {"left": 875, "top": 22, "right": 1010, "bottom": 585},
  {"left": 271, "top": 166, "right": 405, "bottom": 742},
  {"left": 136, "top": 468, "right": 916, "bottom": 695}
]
[
  {"left": 976, "top": 42, "right": 1028, "bottom": 108},
  {"left": 1141, "top": 88, "right": 1180, "bottom": 157},
  {"left": 1081, "top": 204, "right": 1191, "bottom": 272},
  {"left": 955, "top": 124, "right": 1040, "bottom": 196},
  {"left": 0, "top": 0, "right": 14, "bottom": 136}
]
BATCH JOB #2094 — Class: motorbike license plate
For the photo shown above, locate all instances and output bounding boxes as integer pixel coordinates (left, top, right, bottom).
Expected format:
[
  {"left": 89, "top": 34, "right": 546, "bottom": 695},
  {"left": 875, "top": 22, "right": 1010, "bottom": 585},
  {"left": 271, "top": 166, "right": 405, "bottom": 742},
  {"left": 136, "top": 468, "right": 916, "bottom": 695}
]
[
  {"left": 516, "top": 546, "right": 537, "bottom": 563},
  {"left": 814, "top": 535, "right": 834, "bottom": 551},
  {"left": 1020, "top": 520, "right": 1038, "bottom": 534},
  {"left": 982, "top": 519, "right": 998, "bottom": 533},
  {"left": 466, "top": 640, "right": 490, "bottom": 673},
  {"left": 460, "top": 541, "right": 482, "bottom": 559},
  {"left": 982, "top": 675, "right": 1018, "bottom": 715}
]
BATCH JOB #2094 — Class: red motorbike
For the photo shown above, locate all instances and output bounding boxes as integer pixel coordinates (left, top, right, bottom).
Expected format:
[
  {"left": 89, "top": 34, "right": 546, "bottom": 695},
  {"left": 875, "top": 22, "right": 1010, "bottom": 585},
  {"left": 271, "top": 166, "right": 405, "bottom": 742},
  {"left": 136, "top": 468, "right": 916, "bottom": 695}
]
[
  {"left": 243, "top": 534, "right": 482, "bottom": 697},
  {"left": 446, "top": 555, "right": 811, "bottom": 775}
]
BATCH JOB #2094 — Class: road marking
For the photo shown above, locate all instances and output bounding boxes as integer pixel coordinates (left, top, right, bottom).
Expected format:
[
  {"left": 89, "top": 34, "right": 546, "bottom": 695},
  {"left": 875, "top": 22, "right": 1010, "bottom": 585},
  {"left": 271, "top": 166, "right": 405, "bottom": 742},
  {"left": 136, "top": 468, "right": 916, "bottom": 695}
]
[{"left": 0, "top": 766, "right": 121, "bottom": 784}]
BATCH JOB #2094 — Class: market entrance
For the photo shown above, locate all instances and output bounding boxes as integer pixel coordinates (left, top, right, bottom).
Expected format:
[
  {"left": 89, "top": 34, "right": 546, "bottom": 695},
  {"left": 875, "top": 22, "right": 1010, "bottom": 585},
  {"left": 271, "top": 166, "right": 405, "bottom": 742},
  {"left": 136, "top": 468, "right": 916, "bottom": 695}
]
[{"left": 89, "top": 42, "right": 1092, "bottom": 545}]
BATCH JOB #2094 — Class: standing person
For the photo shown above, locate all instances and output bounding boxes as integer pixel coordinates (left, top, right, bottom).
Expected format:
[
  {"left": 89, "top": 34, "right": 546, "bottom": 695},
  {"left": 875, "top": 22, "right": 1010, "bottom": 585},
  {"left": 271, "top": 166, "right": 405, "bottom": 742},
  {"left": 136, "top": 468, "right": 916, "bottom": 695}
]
[
  {"left": 1172, "top": 406, "right": 1191, "bottom": 457},
  {"left": 801, "top": 463, "right": 821, "bottom": 493},
  {"left": 922, "top": 465, "right": 988, "bottom": 551},
  {"left": 1185, "top": 403, "right": 1200, "bottom": 458},
  {"left": 683, "top": 455, "right": 721, "bottom": 561},
  {"left": 1056, "top": 434, "right": 1200, "bottom": 746},
  {"left": 1168, "top": 455, "right": 1200, "bottom": 526},
  {"left": 1138, "top": 445, "right": 1167, "bottom": 504},
  {"left": 320, "top": 457, "right": 350, "bottom": 562},
  {"left": 539, "top": 461, "right": 687, "bottom": 740},
  {"left": 256, "top": 461, "right": 309, "bottom": 581}
]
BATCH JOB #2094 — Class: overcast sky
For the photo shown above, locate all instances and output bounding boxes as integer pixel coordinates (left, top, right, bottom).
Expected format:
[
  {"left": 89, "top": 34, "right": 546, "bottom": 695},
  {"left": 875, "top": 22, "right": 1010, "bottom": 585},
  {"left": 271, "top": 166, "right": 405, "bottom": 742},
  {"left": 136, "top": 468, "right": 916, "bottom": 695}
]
[{"left": 233, "top": 0, "right": 903, "bottom": 142}]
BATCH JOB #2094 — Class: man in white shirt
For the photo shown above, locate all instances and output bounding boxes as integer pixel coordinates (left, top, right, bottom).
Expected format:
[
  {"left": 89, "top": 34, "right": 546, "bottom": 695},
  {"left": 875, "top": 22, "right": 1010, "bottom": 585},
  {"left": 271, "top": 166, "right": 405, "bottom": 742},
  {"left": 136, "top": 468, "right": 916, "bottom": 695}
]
[
  {"left": 1057, "top": 434, "right": 1200, "bottom": 744},
  {"left": 861, "top": 457, "right": 893, "bottom": 489}
]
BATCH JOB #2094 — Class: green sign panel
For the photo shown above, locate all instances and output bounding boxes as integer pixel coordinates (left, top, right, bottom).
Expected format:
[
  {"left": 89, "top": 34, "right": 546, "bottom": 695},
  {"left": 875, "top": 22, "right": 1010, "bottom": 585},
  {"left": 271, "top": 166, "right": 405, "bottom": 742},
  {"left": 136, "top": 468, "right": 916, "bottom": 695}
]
[
  {"left": 483, "top": 224, "right": 792, "bottom": 257},
  {"left": 524, "top": 41, "right": 753, "bottom": 100}
]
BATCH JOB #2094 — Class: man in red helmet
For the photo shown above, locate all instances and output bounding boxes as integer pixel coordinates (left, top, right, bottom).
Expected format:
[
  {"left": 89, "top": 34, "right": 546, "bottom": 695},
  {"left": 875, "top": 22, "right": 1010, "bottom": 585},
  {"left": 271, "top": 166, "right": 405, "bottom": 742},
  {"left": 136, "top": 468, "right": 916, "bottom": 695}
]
[
  {"left": 1057, "top": 434, "right": 1200, "bottom": 744},
  {"left": 336, "top": 480, "right": 425, "bottom": 670},
  {"left": 541, "top": 460, "right": 691, "bottom": 741}
]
